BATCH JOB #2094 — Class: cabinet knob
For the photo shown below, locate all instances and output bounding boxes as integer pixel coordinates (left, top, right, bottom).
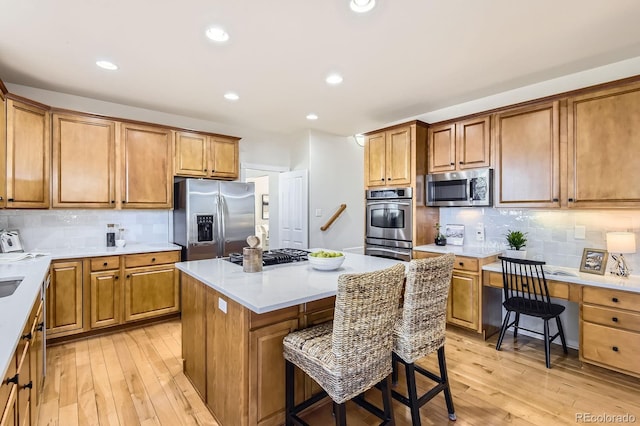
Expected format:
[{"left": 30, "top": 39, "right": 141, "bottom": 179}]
[
  {"left": 552, "top": 198, "right": 559, "bottom": 202},
  {"left": 568, "top": 198, "right": 574, "bottom": 202},
  {"left": 126, "top": 274, "right": 131, "bottom": 278},
  {"left": 612, "top": 297, "right": 619, "bottom": 303},
  {"left": 0, "top": 196, "right": 3, "bottom": 201},
  {"left": 459, "top": 161, "right": 464, "bottom": 165},
  {"left": 450, "top": 162, "right": 454, "bottom": 166},
  {"left": 204, "top": 169, "right": 207, "bottom": 172},
  {"left": 7, "top": 198, "right": 14, "bottom": 202},
  {"left": 151, "top": 257, "right": 156, "bottom": 262},
  {"left": 459, "top": 262, "right": 464, "bottom": 266},
  {"left": 381, "top": 177, "right": 384, "bottom": 181},
  {"left": 115, "top": 275, "right": 119, "bottom": 280},
  {"left": 612, "top": 346, "right": 619, "bottom": 352},
  {"left": 211, "top": 169, "right": 215, "bottom": 173},
  {"left": 103, "top": 262, "right": 108, "bottom": 266},
  {"left": 387, "top": 178, "right": 391, "bottom": 180},
  {"left": 122, "top": 200, "right": 127, "bottom": 204},
  {"left": 111, "top": 200, "right": 115, "bottom": 204},
  {"left": 612, "top": 317, "right": 618, "bottom": 322}
]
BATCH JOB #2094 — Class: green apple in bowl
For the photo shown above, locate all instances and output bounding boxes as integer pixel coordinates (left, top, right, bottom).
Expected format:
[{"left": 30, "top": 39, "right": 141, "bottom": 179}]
[{"left": 308, "top": 250, "right": 345, "bottom": 270}]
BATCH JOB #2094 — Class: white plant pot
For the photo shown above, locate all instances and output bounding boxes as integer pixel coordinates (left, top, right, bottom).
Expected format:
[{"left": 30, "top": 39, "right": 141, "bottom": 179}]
[{"left": 505, "top": 249, "right": 527, "bottom": 259}]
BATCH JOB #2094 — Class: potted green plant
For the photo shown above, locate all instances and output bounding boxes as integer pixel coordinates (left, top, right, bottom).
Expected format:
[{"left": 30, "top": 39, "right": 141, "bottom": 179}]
[
  {"left": 434, "top": 223, "right": 447, "bottom": 246},
  {"left": 505, "top": 230, "right": 528, "bottom": 258}
]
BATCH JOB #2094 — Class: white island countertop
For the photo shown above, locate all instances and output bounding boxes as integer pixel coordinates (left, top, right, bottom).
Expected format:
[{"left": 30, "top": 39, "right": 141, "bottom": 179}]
[{"left": 176, "top": 253, "right": 405, "bottom": 314}]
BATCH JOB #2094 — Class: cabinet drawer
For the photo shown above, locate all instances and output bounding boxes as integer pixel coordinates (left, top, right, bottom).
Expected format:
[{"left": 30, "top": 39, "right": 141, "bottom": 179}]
[
  {"left": 90, "top": 256, "right": 120, "bottom": 272},
  {"left": 583, "top": 287, "right": 640, "bottom": 311},
  {"left": 486, "top": 271, "right": 569, "bottom": 299},
  {"left": 583, "top": 304, "right": 640, "bottom": 332},
  {"left": 454, "top": 256, "right": 478, "bottom": 272},
  {"left": 582, "top": 322, "right": 640, "bottom": 375},
  {"left": 124, "top": 251, "right": 180, "bottom": 268}
]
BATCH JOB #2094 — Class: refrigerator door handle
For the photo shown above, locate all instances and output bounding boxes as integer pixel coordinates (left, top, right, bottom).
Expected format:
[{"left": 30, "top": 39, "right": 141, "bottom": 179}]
[{"left": 218, "top": 193, "right": 226, "bottom": 256}]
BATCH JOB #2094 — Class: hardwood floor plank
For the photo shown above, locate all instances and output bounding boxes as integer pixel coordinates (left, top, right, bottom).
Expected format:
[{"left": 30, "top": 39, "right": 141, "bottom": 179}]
[
  {"left": 58, "top": 343, "right": 77, "bottom": 408},
  {"left": 39, "top": 319, "right": 640, "bottom": 426}
]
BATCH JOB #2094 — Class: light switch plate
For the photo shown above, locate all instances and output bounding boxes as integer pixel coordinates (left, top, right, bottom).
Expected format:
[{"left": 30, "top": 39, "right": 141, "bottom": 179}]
[
  {"left": 218, "top": 297, "right": 227, "bottom": 314},
  {"left": 315, "top": 209, "right": 322, "bottom": 217},
  {"left": 574, "top": 225, "right": 586, "bottom": 240}
]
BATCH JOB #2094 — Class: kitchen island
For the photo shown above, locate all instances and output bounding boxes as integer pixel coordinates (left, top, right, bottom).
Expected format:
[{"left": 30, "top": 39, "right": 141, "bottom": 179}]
[{"left": 176, "top": 253, "right": 404, "bottom": 426}]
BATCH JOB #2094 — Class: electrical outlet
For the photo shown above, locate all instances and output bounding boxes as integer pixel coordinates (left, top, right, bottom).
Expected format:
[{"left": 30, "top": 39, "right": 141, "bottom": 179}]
[
  {"left": 475, "top": 223, "right": 485, "bottom": 242},
  {"left": 218, "top": 297, "right": 227, "bottom": 314},
  {"left": 574, "top": 225, "right": 586, "bottom": 240}
]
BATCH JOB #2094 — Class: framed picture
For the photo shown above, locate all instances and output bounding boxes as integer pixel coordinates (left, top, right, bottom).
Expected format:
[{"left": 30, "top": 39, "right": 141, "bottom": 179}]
[
  {"left": 261, "top": 194, "right": 269, "bottom": 220},
  {"left": 444, "top": 224, "right": 465, "bottom": 246},
  {"left": 579, "top": 248, "right": 607, "bottom": 275},
  {"left": 0, "top": 230, "right": 24, "bottom": 253}
]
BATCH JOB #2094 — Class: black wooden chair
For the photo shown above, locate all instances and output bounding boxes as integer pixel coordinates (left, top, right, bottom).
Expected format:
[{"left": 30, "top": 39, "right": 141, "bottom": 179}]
[{"left": 495, "top": 256, "right": 568, "bottom": 368}]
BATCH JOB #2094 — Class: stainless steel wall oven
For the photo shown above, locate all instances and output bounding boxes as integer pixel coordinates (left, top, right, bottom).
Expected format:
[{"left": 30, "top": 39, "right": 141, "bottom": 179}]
[{"left": 365, "top": 187, "right": 412, "bottom": 261}]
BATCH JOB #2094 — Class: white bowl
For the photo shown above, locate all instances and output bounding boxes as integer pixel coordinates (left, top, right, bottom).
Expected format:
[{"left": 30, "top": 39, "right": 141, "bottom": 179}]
[
  {"left": 308, "top": 253, "right": 345, "bottom": 270},
  {"left": 115, "top": 239, "right": 126, "bottom": 248}
]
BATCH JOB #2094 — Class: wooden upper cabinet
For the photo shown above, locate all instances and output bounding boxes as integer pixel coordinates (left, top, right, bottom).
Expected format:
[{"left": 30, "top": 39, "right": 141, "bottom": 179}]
[
  {"left": 210, "top": 137, "right": 239, "bottom": 179},
  {"left": 5, "top": 98, "right": 50, "bottom": 208},
  {"left": 567, "top": 82, "right": 640, "bottom": 208},
  {"left": 428, "top": 123, "right": 456, "bottom": 173},
  {"left": 428, "top": 116, "right": 491, "bottom": 174},
  {"left": 121, "top": 123, "right": 173, "bottom": 209},
  {"left": 494, "top": 101, "right": 560, "bottom": 208},
  {"left": 0, "top": 92, "right": 6, "bottom": 208},
  {"left": 52, "top": 113, "right": 116, "bottom": 208},
  {"left": 365, "top": 125, "right": 412, "bottom": 187},
  {"left": 175, "top": 131, "right": 239, "bottom": 180}
]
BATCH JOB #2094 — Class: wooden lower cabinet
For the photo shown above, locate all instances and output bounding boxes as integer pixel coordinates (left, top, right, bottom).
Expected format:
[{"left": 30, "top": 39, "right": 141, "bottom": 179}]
[
  {"left": 90, "top": 270, "right": 121, "bottom": 328},
  {"left": 123, "top": 263, "right": 179, "bottom": 322},
  {"left": 47, "top": 260, "right": 83, "bottom": 337},
  {"left": 182, "top": 272, "right": 340, "bottom": 426},
  {"left": 580, "top": 287, "right": 640, "bottom": 378}
]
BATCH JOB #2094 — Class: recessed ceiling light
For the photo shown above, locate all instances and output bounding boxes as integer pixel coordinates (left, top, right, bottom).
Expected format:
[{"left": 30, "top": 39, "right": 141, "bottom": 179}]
[
  {"left": 350, "top": 0, "right": 376, "bottom": 13},
  {"left": 96, "top": 60, "right": 118, "bottom": 70},
  {"left": 306, "top": 114, "right": 318, "bottom": 120},
  {"left": 224, "top": 92, "right": 239, "bottom": 101},
  {"left": 326, "top": 73, "right": 343, "bottom": 85},
  {"left": 206, "top": 26, "right": 230, "bottom": 42}
]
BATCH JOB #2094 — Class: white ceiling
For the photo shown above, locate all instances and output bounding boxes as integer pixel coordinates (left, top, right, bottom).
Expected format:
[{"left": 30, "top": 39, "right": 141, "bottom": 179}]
[{"left": 2, "top": 0, "right": 640, "bottom": 137}]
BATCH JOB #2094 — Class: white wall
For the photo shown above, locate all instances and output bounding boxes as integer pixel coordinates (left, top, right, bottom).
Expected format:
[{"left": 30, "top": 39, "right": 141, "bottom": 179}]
[{"left": 308, "top": 130, "right": 364, "bottom": 251}]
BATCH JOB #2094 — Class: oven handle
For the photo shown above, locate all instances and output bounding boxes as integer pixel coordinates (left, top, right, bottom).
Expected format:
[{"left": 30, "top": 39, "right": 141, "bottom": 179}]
[
  {"left": 366, "top": 201, "right": 412, "bottom": 206},
  {"left": 366, "top": 246, "right": 410, "bottom": 256}
]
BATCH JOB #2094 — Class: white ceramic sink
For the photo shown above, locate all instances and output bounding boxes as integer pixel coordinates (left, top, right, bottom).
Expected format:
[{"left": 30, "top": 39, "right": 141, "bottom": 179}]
[{"left": 0, "top": 277, "right": 24, "bottom": 298}]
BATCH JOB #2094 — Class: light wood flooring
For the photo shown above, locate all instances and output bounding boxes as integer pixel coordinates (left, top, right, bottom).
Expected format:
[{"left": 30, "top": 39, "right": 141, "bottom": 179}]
[{"left": 39, "top": 320, "right": 640, "bottom": 426}]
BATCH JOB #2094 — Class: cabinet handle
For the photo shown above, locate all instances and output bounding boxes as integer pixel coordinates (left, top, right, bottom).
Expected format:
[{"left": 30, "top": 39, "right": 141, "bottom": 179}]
[
  {"left": 21, "top": 332, "right": 32, "bottom": 340},
  {"left": 387, "top": 178, "right": 391, "bottom": 180},
  {"left": 450, "top": 162, "right": 454, "bottom": 166},
  {"left": 22, "top": 381, "right": 33, "bottom": 390},
  {"left": 553, "top": 198, "right": 559, "bottom": 202},
  {"left": 8, "top": 198, "right": 14, "bottom": 202},
  {"left": 612, "top": 346, "right": 619, "bottom": 352},
  {"left": 103, "top": 262, "right": 108, "bottom": 266},
  {"left": 459, "top": 161, "right": 463, "bottom": 165},
  {"left": 612, "top": 317, "right": 618, "bottom": 323},
  {"left": 37, "top": 322, "right": 44, "bottom": 331},
  {"left": 6, "top": 374, "right": 18, "bottom": 385},
  {"left": 612, "top": 297, "right": 619, "bottom": 303},
  {"left": 568, "top": 198, "right": 574, "bottom": 202}
]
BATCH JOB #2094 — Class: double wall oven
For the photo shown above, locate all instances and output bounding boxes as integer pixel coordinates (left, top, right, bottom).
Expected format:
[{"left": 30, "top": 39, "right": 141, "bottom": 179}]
[{"left": 365, "top": 187, "right": 412, "bottom": 261}]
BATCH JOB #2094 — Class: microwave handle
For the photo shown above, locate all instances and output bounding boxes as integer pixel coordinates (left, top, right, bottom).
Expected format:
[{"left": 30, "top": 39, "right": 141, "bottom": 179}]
[
  {"left": 366, "top": 201, "right": 412, "bottom": 206},
  {"left": 469, "top": 179, "right": 474, "bottom": 200}
]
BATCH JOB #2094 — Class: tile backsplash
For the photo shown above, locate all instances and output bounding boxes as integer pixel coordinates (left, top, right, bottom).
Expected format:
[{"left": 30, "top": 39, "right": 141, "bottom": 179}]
[
  {"left": 0, "top": 210, "right": 171, "bottom": 251},
  {"left": 438, "top": 207, "right": 640, "bottom": 273}
]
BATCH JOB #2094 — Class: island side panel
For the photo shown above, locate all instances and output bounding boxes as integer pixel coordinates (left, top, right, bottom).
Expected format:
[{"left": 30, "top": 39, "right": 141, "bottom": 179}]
[
  {"left": 206, "top": 285, "right": 250, "bottom": 426},
  {"left": 181, "top": 273, "right": 207, "bottom": 399}
]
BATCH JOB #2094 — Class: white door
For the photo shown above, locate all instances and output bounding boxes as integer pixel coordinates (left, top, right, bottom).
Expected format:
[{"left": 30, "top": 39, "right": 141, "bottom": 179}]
[{"left": 278, "top": 169, "right": 308, "bottom": 249}]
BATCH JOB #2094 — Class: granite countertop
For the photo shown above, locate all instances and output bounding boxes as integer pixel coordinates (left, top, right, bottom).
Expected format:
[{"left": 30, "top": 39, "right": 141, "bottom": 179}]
[
  {"left": 176, "top": 252, "right": 405, "bottom": 314},
  {"left": 414, "top": 243, "right": 504, "bottom": 258},
  {"left": 483, "top": 262, "right": 640, "bottom": 294}
]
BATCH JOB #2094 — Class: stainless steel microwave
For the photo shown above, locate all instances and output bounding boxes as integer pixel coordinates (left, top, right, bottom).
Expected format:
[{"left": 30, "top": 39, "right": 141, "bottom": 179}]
[{"left": 426, "top": 168, "right": 493, "bottom": 207}]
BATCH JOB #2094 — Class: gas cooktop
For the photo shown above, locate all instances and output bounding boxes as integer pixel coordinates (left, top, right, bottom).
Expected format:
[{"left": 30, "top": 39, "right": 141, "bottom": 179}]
[{"left": 226, "top": 248, "right": 310, "bottom": 266}]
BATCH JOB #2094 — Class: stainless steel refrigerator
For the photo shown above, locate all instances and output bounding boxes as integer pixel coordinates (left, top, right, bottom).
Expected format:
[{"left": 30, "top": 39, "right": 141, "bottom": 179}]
[{"left": 173, "top": 179, "right": 255, "bottom": 260}]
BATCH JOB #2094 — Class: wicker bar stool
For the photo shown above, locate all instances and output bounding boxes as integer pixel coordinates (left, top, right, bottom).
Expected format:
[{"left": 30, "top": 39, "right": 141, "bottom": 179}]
[
  {"left": 283, "top": 263, "right": 405, "bottom": 425},
  {"left": 391, "top": 254, "right": 456, "bottom": 426}
]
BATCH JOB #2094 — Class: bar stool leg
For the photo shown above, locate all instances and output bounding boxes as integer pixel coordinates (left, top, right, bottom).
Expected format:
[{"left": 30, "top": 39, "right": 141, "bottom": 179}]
[
  {"left": 391, "top": 353, "right": 399, "bottom": 385},
  {"left": 544, "top": 319, "right": 551, "bottom": 369},
  {"left": 285, "top": 360, "right": 294, "bottom": 426},
  {"left": 380, "top": 375, "right": 396, "bottom": 425},
  {"left": 334, "top": 402, "right": 347, "bottom": 426},
  {"left": 405, "top": 362, "right": 421, "bottom": 426},
  {"left": 438, "top": 347, "right": 456, "bottom": 421}
]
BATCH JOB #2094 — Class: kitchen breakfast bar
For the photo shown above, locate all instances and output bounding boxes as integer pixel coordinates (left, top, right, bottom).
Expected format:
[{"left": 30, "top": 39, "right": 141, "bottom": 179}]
[{"left": 176, "top": 253, "right": 402, "bottom": 426}]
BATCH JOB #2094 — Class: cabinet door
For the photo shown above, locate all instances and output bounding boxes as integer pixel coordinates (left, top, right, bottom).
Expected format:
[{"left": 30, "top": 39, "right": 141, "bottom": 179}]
[
  {"left": 385, "top": 126, "right": 412, "bottom": 186},
  {"left": 365, "top": 132, "right": 386, "bottom": 187},
  {"left": 52, "top": 113, "right": 116, "bottom": 208},
  {"left": 5, "top": 99, "right": 50, "bottom": 208},
  {"left": 120, "top": 123, "right": 172, "bottom": 209},
  {"left": 174, "top": 131, "right": 208, "bottom": 177},
  {"left": 123, "top": 264, "right": 179, "bottom": 322},
  {"left": 28, "top": 300, "right": 43, "bottom": 426},
  {"left": 495, "top": 101, "right": 560, "bottom": 208},
  {"left": 210, "top": 137, "right": 239, "bottom": 179},
  {"left": 48, "top": 260, "right": 83, "bottom": 336},
  {"left": 90, "top": 270, "right": 121, "bottom": 328},
  {"left": 568, "top": 82, "right": 640, "bottom": 208},
  {"left": 0, "top": 357, "right": 17, "bottom": 426},
  {"left": 0, "top": 92, "right": 6, "bottom": 208},
  {"left": 249, "top": 319, "right": 299, "bottom": 426},
  {"left": 447, "top": 271, "right": 479, "bottom": 331},
  {"left": 181, "top": 273, "right": 207, "bottom": 399},
  {"left": 428, "top": 123, "right": 456, "bottom": 173},
  {"left": 457, "top": 116, "right": 491, "bottom": 170}
]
